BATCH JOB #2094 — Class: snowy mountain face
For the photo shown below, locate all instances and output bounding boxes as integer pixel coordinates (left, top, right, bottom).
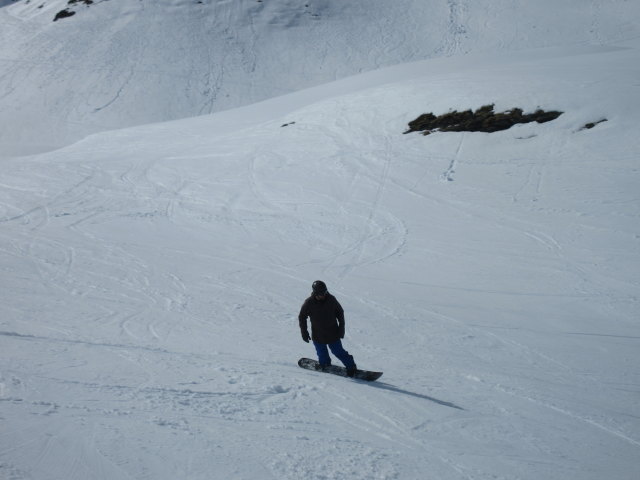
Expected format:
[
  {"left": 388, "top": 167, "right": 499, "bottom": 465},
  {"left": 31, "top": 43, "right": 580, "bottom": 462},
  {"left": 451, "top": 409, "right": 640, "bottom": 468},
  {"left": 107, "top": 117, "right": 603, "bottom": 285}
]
[
  {"left": 2, "top": 1, "right": 640, "bottom": 480},
  {"left": 1, "top": 0, "right": 638, "bottom": 157}
]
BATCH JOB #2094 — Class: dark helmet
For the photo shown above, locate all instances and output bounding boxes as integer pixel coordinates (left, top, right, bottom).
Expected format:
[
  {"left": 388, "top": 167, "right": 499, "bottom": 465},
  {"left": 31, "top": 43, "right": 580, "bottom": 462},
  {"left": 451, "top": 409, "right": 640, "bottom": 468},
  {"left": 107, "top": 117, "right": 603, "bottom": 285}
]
[{"left": 312, "top": 280, "right": 328, "bottom": 295}]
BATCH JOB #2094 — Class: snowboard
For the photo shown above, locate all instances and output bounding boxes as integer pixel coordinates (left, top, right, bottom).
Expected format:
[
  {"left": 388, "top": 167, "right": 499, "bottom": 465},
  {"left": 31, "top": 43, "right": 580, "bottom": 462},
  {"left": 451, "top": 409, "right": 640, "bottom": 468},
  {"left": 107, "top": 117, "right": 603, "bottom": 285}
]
[{"left": 298, "top": 357, "right": 383, "bottom": 381}]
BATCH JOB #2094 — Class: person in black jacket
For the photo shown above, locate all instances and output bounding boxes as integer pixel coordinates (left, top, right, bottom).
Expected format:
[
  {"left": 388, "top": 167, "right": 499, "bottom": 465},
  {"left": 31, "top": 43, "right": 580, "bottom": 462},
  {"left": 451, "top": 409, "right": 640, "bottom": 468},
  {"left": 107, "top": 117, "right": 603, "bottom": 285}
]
[{"left": 298, "top": 280, "right": 357, "bottom": 376}]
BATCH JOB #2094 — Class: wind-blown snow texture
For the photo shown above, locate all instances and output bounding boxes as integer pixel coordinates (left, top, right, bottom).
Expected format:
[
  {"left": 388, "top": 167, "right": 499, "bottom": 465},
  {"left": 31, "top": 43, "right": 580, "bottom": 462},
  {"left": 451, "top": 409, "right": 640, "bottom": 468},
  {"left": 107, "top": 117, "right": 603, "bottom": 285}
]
[{"left": 2, "top": 1, "right": 640, "bottom": 480}]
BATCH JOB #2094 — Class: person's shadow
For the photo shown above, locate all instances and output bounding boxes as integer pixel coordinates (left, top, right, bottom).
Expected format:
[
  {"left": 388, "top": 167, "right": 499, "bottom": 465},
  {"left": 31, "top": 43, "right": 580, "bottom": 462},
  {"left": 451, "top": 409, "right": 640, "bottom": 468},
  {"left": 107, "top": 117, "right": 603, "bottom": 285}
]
[{"left": 365, "top": 381, "right": 464, "bottom": 410}]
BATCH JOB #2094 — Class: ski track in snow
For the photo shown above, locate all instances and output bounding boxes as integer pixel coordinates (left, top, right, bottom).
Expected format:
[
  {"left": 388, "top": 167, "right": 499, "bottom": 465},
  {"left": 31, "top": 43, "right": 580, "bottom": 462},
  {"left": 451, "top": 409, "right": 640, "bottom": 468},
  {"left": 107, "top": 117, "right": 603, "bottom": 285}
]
[
  {"left": 3, "top": 104, "right": 640, "bottom": 478},
  {"left": 1, "top": 3, "right": 640, "bottom": 479}
]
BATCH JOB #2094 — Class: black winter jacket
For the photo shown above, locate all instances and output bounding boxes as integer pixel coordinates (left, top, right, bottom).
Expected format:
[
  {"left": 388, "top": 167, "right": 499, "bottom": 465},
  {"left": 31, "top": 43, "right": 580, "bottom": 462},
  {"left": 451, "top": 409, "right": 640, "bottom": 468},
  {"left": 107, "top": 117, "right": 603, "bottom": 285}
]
[{"left": 298, "top": 293, "right": 345, "bottom": 344}]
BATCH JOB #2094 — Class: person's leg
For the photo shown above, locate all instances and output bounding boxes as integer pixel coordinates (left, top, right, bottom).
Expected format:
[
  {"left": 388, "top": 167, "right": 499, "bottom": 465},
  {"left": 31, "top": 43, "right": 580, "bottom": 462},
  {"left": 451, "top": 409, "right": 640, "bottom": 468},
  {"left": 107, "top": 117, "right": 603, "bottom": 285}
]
[
  {"left": 313, "top": 341, "right": 332, "bottom": 366},
  {"left": 327, "top": 340, "right": 356, "bottom": 369}
]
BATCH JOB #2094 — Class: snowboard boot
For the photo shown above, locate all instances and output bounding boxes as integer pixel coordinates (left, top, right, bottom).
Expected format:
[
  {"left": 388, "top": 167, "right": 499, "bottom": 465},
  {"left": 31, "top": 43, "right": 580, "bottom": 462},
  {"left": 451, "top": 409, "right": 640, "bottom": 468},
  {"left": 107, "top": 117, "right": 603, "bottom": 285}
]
[
  {"left": 316, "top": 362, "right": 331, "bottom": 372},
  {"left": 346, "top": 365, "right": 358, "bottom": 378}
]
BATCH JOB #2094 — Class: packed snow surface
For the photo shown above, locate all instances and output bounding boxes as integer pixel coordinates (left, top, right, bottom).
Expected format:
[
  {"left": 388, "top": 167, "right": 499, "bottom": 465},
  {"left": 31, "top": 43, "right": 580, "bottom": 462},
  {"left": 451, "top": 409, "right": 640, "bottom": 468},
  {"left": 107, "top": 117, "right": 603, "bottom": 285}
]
[{"left": 1, "top": 1, "right": 640, "bottom": 480}]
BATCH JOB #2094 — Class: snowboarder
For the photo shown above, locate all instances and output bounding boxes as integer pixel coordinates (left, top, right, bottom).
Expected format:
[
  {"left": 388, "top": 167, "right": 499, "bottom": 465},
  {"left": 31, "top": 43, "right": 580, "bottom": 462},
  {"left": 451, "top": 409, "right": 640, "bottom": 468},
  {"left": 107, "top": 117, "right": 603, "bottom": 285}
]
[{"left": 298, "top": 280, "right": 358, "bottom": 377}]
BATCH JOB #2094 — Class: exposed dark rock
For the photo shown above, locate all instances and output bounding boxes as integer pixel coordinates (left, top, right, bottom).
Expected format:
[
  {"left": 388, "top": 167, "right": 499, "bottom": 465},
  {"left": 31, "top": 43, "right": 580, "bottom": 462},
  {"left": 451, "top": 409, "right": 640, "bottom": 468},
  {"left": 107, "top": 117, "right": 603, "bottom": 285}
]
[
  {"left": 404, "top": 104, "right": 563, "bottom": 135},
  {"left": 53, "top": 0, "right": 100, "bottom": 21},
  {"left": 581, "top": 119, "right": 607, "bottom": 130},
  {"left": 53, "top": 9, "right": 75, "bottom": 21}
]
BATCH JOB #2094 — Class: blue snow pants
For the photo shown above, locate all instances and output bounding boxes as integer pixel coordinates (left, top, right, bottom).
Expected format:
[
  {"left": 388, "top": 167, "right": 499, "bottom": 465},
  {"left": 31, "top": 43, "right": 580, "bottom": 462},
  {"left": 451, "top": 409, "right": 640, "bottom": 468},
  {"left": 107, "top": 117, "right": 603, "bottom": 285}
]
[{"left": 313, "top": 340, "right": 356, "bottom": 369}]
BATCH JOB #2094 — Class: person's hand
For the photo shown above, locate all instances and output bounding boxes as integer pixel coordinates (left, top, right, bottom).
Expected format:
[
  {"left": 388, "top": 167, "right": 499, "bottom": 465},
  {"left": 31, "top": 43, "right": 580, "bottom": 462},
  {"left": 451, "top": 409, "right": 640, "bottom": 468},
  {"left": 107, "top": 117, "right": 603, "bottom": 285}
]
[
  {"left": 339, "top": 326, "right": 345, "bottom": 339},
  {"left": 301, "top": 330, "right": 311, "bottom": 343}
]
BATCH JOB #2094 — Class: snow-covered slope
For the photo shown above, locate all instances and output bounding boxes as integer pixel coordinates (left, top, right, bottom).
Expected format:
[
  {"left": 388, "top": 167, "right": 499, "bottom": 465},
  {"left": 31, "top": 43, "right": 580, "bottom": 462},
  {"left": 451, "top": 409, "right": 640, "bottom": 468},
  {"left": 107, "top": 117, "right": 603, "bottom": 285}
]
[
  {"left": 2, "top": 29, "right": 640, "bottom": 479},
  {"left": 1, "top": 0, "right": 640, "bottom": 156}
]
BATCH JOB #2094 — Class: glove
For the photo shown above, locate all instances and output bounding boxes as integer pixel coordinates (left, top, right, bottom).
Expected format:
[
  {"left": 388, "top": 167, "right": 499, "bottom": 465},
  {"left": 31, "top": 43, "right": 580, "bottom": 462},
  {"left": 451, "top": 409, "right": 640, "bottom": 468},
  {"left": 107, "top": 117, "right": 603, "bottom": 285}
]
[
  {"left": 301, "top": 330, "right": 311, "bottom": 343},
  {"left": 339, "top": 326, "right": 345, "bottom": 339}
]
